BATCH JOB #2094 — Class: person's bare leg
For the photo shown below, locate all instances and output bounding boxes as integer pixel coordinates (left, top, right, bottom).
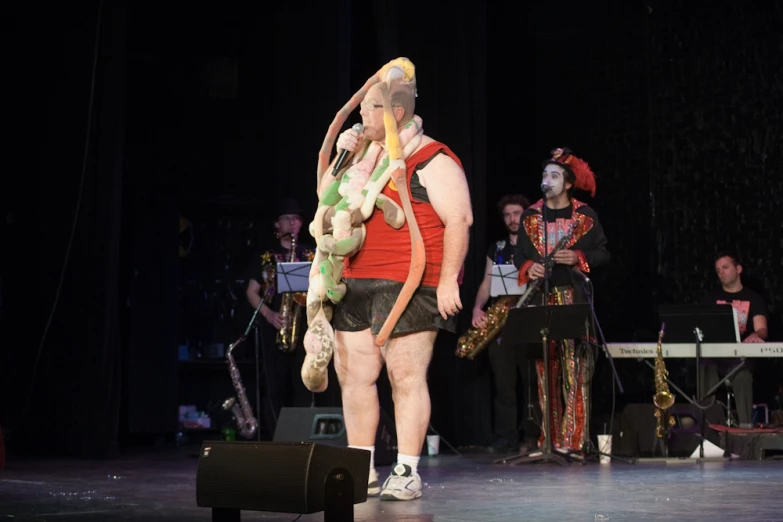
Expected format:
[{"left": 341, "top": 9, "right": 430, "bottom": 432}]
[
  {"left": 378, "top": 329, "right": 436, "bottom": 501},
  {"left": 382, "top": 330, "right": 437, "bottom": 456},
  {"left": 334, "top": 329, "right": 384, "bottom": 446}
]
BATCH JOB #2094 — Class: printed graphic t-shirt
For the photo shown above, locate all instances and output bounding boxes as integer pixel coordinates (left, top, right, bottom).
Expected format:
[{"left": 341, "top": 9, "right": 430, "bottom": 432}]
[
  {"left": 541, "top": 205, "right": 575, "bottom": 288},
  {"left": 700, "top": 287, "right": 768, "bottom": 340}
]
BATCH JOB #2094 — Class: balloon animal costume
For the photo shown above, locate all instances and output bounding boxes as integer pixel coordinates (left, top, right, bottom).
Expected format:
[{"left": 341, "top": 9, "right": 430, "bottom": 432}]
[{"left": 301, "top": 58, "right": 425, "bottom": 393}]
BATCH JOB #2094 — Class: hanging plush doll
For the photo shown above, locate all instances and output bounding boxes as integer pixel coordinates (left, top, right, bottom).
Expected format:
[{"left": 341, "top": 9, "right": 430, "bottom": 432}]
[{"left": 301, "top": 57, "right": 425, "bottom": 393}]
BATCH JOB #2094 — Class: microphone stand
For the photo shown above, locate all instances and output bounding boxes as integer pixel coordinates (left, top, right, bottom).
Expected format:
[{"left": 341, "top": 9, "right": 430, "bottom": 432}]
[
  {"left": 540, "top": 193, "right": 556, "bottom": 459},
  {"left": 578, "top": 273, "right": 623, "bottom": 394},
  {"left": 575, "top": 271, "right": 633, "bottom": 464},
  {"left": 542, "top": 191, "right": 550, "bottom": 303}
]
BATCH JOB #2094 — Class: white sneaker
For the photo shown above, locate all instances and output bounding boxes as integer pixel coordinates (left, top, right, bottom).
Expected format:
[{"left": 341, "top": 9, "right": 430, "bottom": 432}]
[
  {"left": 380, "top": 463, "right": 422, "bottom": 501},
  {"left": 367, "top": 468, "right": 381, "bottom": 497}
]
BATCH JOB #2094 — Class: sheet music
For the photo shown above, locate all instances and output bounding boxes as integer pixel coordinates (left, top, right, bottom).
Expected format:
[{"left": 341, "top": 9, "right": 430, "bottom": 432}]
[
  {"left": 490, "top": 264, "right": 527, "bottom": 296},
  {"left": 276, "top": 262, "right": 311, "bottom": 293},
  {"left": 731, "top": 307, "right": 740, "bottom": 343}
]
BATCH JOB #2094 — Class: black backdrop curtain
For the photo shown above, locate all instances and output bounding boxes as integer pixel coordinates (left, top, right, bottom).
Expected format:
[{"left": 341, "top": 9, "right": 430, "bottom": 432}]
[
  {"left": 3, "top": 1, "right": 128, "bottom": 458},
  {"left": 2, "top": 0, "right": 492, "bottom": 457},
  {"left": 19, "top": 0, "right": 783, "bottom": 458}
]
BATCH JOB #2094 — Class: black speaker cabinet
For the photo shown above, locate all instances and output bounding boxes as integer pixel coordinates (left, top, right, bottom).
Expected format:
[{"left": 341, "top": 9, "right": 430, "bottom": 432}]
[
  {"left": 196, "top": 441, "right": 369, "bottom": 520},
  {"left": 273, "top": 407, "right": 397, "bottom": 466},
  {"left": 618, "top": 403, "right": 726, "bottom": 458}
]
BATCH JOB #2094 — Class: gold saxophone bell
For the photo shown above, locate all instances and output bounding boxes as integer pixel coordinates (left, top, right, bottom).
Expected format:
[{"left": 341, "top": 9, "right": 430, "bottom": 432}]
[
  {"left": 455, "top": 231, "right": 576, "bottom": 360},
  {"left": 654, "top": 391, "right": 675, "bottom": 410}
]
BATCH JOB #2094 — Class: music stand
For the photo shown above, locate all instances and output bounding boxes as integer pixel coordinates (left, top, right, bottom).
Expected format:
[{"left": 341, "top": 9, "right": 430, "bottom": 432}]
[
  {"left": 276, "top": 261, "right": 311, "bottom": 294},
  {"left": 657, "top": 304, "right": 740, "bottom": 459},
  {"left": 490, "top": 265, "right": 527, "bottom": 297},
  {"left": 497, "top": 303, "right": 591, "bottom": 466},
  {"left": 276, "top": 261, "right": 313, "bottom": 405},
  {"left": 658, "top": 304, "right": 739, "bottom": 344}
]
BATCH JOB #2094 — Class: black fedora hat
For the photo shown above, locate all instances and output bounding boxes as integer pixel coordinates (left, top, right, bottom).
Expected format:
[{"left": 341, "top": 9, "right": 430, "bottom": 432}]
[{"left": 277, "top": 197, "right": 302, "bottom": 218}]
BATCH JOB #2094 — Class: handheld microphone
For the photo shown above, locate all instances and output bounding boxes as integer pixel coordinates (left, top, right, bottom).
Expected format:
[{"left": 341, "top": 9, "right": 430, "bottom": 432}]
[
  {"left": 540, "top": 183, "right": 550, "bottom": 194},
  {"left": 331, "top": 123, "right": 364, "bottom": 177}
]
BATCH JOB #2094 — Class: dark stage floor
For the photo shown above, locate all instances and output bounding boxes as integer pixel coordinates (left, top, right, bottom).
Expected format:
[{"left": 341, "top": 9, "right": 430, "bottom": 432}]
[{"left": 1, "top": 447, "right": 782, "bottom": 522}]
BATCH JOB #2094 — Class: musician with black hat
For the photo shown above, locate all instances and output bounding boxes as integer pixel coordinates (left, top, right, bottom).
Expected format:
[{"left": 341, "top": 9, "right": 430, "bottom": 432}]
[{"left": 245, "top": 198, "right": 340, "bottom": 438}]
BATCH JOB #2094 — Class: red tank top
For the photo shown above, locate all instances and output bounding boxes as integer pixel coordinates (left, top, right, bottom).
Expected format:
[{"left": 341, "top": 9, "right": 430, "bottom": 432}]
[{"left": 343, "top": 141, "right": 464, "bottom": 287}]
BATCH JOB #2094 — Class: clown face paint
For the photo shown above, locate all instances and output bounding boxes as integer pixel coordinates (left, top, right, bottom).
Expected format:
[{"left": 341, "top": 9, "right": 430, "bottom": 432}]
[{"left": 541, "top": 164, "right": 571, "bottom": 199}]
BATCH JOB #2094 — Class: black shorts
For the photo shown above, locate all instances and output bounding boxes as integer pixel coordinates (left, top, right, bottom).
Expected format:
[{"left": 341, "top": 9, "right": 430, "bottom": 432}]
[{"left": 332, "top": 278, "right": 457, "bottom": 337}]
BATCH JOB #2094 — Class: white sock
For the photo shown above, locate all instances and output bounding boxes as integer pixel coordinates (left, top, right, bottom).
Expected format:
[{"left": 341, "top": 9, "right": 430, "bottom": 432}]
[
  {"left": 397, "top": 453, "right": 420, "bottom": 475},
  {"left": 349, "top": 445, "right": 375, "bottom": 472}
]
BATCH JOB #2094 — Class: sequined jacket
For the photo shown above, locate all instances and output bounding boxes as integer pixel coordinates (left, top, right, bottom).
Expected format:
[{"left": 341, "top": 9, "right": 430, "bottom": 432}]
[{"left": 512, "top": 198, "right": 609, "bottom": 303}]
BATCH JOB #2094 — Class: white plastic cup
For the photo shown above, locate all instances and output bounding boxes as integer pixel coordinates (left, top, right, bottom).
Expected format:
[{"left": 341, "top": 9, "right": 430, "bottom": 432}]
[
  {"left": 597, "top": 434, "right": 612, "bottom": 464},
  {"left": 426, "top": 435, "right": 440, "bottom": 456}
]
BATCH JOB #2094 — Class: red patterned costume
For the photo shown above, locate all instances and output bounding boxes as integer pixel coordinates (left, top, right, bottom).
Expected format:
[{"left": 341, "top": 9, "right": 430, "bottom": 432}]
[{"left": 513, "top": 148, "right": 610, "bottom": 452}]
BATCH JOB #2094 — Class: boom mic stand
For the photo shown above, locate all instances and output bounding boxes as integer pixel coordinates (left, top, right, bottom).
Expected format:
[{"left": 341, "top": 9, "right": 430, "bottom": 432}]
[
  {"left": 542, "top": 188, "right": 550, "bottom": 311},
  {"left": 574, "top": 271, "right": 634, "bottom": 464},
  {"left": 576, "top": 272, "right": 623, "bottom": 394}
]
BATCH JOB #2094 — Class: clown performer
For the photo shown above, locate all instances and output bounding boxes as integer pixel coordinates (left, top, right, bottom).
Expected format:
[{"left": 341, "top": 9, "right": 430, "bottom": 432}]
[
  {"left": 513, "top": 148, "right": 610, "bottom": 456},
  {"left": 303, "top": 57, "right": 472, "bottom": 501}
]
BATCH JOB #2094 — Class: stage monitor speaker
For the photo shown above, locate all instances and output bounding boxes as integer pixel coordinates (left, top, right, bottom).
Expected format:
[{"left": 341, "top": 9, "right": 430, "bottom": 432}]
[
  {"left": 617, "top": 403, "right": 726, "bottom": 458},
  {"left": 196, "top": 441, "right": 369, "bottom": 521},
  {"left": 273, "top": 407, "right": 397, "bottom": 466}
]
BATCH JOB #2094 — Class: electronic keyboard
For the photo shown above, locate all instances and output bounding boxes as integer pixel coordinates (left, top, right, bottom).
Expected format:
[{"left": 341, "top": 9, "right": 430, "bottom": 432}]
[{"left": 605, "top": 342, "right": 783, "bottom": 359}]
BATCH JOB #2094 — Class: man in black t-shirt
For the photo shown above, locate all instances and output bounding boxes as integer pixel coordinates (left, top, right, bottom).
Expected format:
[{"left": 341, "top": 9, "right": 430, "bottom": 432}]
[
  {"left": 472, "top": 194, "right": 530, "bottom": 325},
  {"left": 470, "top": 193, "right": 533, "bottom": 453},
  {"left": 700, "top": 251, "right": 768, "bottom": 427},
  {"left": 245, "top": 198, "right": 340, "bottom": 438}
]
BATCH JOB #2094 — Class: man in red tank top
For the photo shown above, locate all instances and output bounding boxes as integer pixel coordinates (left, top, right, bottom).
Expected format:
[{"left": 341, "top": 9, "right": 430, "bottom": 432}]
[{"left": 318, "top": 76, "right": 472, "bottom": 501}]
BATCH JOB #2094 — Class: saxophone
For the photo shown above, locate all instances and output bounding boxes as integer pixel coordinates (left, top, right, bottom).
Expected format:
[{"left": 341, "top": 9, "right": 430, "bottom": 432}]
[
  {"left": 456, "top": 232, "right": 574, "bottom": 359},
  {"left": 276, "top": 233, "right": 307, "bottom": 353},
  {"left": 653, "top": 322, "right": 676, "bottom": 438},
  {"left": 455, "top": 295, "right": 516, "bottom": 359},
  {"left": 222, "top": 336, "right": 259, "bottom": 439}
]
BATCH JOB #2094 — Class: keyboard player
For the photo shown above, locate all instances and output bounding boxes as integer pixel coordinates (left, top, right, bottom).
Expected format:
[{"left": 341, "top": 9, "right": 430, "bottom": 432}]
[{"left": 699, "top": 251, "right": 769, "bottom": 427}]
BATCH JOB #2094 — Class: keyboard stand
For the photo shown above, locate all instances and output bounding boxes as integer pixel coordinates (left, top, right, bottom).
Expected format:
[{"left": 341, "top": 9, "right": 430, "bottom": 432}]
[
  {"left": 636, "top": 359, "right": 698, "bottom": 409},
  {"left": 703, "top": 358, "right": 746, "bottom": 401},
  {"left": 703, "top": 356, "right": 747, "bottom": 446}
]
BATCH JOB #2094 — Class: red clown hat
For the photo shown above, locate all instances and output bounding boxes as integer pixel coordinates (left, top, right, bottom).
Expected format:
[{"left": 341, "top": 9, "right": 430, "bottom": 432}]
[{"left": 545, "top": 147, "right": 597, "bottom": 197}]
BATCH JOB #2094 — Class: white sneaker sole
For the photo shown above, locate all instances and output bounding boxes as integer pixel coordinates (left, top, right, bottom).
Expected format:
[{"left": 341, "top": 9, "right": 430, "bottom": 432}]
[{"left": 380, "top": 490, "right": 422, "bottom": 501}]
